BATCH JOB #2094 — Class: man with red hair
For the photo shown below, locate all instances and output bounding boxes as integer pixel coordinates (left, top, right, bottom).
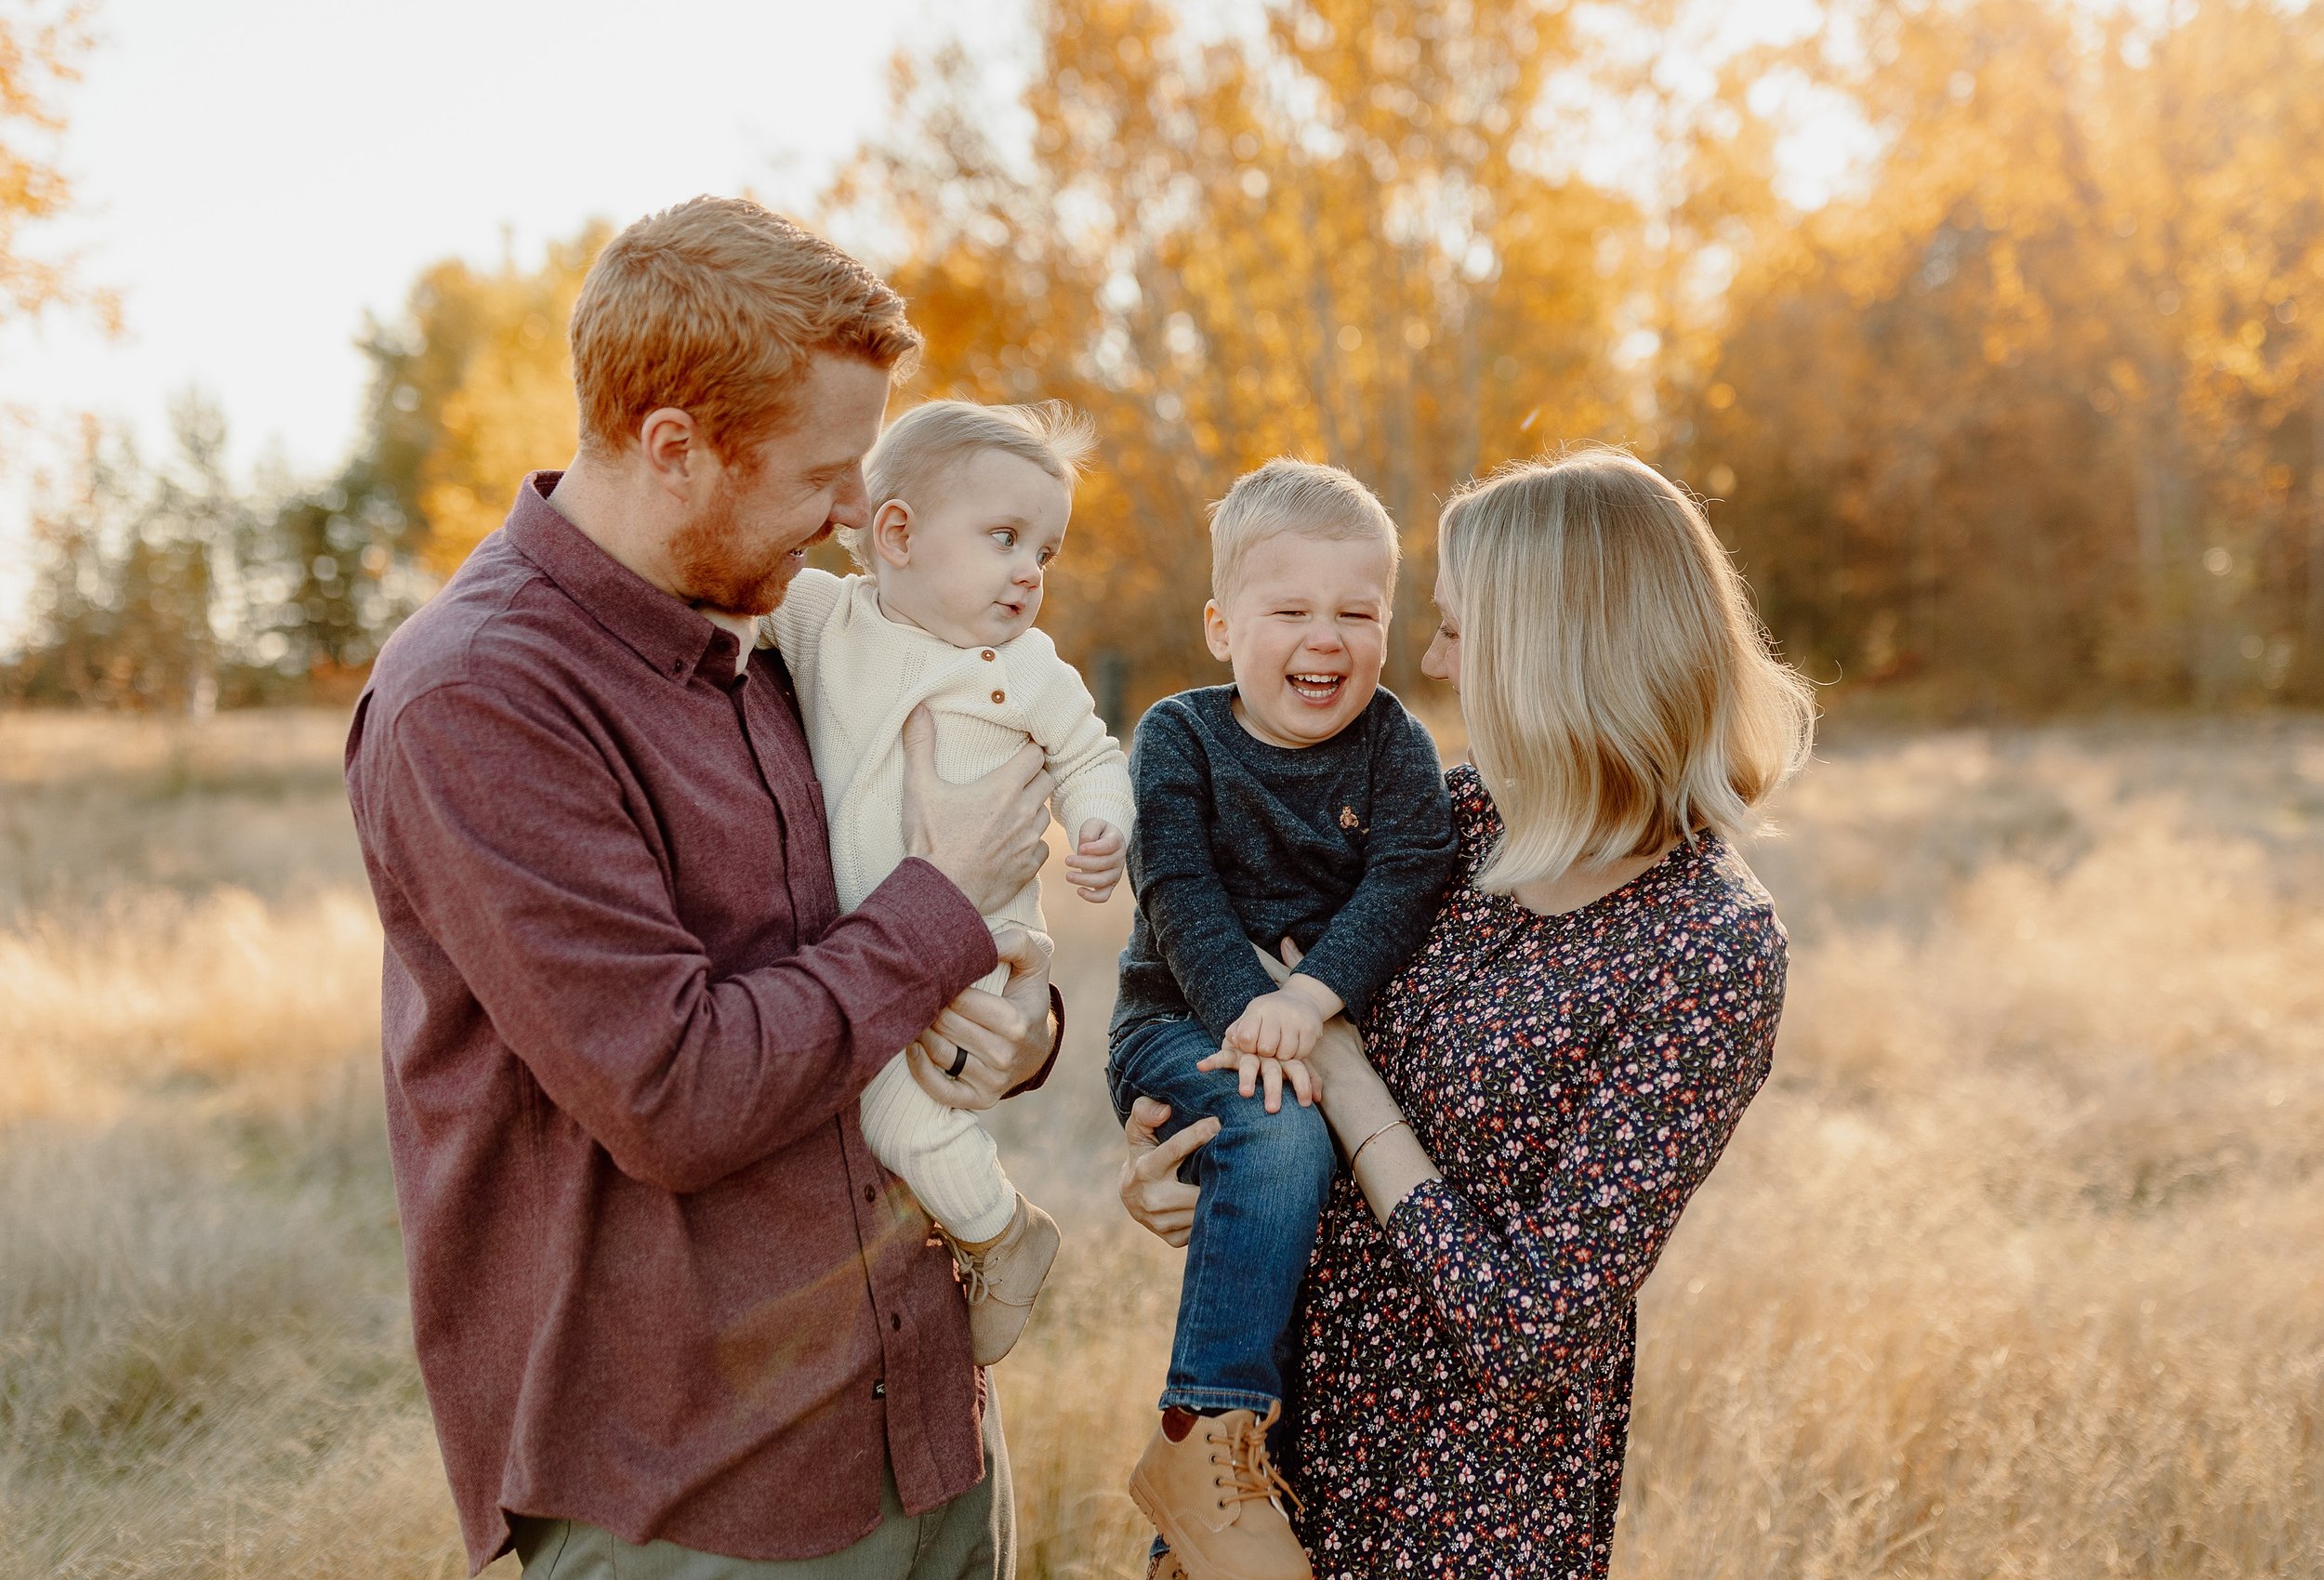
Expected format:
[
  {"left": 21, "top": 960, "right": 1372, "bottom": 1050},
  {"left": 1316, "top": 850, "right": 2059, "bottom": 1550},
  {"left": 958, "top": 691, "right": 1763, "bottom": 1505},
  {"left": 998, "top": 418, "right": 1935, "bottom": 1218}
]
[{"left": 347, "top": 196, "right": 1060, "bottom": 1579}]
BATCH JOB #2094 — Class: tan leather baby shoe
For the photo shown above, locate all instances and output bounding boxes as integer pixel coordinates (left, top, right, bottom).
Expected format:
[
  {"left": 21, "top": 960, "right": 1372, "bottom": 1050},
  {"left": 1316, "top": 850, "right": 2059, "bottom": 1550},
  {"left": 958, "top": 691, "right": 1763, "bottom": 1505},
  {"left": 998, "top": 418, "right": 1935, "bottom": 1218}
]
[{"left": 944, "top": 1193, "right": 1061, "bottom": 1366}]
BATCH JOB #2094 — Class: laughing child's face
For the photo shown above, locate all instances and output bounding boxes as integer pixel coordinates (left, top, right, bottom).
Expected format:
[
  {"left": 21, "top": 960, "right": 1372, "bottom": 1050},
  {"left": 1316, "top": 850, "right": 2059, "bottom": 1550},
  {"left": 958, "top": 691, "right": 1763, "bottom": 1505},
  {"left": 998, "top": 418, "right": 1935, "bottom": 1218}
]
[{"left": 1203, "top": 527, "right": 1393, "bottom": 750}]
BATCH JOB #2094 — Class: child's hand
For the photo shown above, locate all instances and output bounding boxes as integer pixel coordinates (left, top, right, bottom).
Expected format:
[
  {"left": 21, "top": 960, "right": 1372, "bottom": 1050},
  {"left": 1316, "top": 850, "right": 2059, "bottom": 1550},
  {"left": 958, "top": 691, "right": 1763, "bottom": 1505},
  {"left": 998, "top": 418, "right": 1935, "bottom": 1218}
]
[
  {"left": 1196, "top": 1046, "right": 1320, "bottom": 1113},
  {"left": 1064, "top": 818, "right": 1127, "bottom": 902},
  {"left": 1224, "top": 984, "right": 1327, "bottom": 1063}
]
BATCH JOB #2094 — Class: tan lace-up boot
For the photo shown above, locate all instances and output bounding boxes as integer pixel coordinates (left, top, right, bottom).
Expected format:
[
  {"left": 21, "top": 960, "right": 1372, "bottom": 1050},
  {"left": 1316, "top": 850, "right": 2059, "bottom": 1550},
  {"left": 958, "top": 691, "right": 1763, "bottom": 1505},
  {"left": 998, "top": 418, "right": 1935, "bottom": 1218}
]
[
  {"left": 944, "top": 1193, "right": 1060, "bottom": 1365},
  {"left": 1128, "top": 1402, "right": 1311, "bottom": 1580}
]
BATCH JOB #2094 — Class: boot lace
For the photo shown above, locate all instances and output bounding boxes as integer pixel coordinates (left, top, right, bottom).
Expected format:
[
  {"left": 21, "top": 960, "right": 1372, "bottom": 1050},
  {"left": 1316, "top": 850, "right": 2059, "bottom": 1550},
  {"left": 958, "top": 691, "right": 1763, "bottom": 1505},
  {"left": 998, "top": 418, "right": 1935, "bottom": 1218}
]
[
  {"left": 955, "top": 1250, "right": 994, "bottom": 1305},
  {"left": 1210, "top": 1412, "right": 1303, "bottom": 1518},
  {"left": 949, "top": 1239, "right": 1033, "bottom": 1308}
]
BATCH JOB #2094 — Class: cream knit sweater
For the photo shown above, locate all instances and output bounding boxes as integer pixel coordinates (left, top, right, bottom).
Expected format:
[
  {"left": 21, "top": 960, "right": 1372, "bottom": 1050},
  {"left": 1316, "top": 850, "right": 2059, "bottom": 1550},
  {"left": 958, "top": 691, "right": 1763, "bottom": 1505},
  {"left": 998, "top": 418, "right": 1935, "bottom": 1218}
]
[{"left": 758, "top": 568, "right": 1136, "bottom": 948}]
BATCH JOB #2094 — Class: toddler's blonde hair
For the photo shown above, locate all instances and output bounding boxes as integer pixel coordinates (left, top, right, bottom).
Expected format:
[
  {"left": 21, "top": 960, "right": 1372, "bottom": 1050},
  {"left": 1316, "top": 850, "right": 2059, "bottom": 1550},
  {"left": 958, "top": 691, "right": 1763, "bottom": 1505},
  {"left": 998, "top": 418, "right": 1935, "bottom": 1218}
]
[
  {"left": 1438, "top": 446, "right": 1816, "bottom": 893},
  {"left": 1208, "top": 459, "right": 1400, "bottom": 605},
  {"left": 842, "top": 399, "right": 1096, "bottom": 570}
]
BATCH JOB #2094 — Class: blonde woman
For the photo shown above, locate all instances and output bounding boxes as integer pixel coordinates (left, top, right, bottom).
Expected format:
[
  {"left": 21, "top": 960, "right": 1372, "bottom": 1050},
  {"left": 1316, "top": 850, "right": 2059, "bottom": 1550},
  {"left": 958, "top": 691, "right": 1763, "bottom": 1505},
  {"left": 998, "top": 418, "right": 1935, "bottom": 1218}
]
[{"left": 1121, "top": 448, "right": 1816, "bottom": 1580}]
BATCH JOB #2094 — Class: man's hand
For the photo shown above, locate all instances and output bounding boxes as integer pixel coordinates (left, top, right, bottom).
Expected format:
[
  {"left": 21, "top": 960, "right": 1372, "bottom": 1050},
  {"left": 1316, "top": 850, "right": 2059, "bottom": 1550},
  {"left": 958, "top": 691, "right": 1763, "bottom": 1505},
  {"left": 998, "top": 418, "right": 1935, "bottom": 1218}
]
[
  {"left": 1064, "top": 818, "right": 1127, "bottom": 903},
  {"left": 1119, "top": 1097, "right": 1217, "bottom": 1247},
  {"left": 900, "top": 705, "right": 1054, "bottom": 915},
  {"left": 905, "top": 926, "right": 1055, "bottom": 1112}
]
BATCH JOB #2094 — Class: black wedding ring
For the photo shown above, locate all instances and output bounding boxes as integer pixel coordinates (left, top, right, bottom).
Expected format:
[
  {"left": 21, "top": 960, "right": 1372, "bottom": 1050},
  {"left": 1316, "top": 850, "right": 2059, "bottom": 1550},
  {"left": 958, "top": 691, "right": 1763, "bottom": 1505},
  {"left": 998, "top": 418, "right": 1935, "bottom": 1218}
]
[{"left": 945, "top": 1047, "right": 970, "bottom": 1080}]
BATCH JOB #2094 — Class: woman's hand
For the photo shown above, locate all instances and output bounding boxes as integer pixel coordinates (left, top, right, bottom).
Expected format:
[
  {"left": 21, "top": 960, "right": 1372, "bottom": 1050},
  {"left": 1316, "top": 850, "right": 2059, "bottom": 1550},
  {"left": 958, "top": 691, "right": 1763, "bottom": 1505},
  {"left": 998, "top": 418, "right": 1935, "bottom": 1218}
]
[
  {"left": 1194, "top": 1041, "right": 1320, "bottom": 1113},
  {"left": 1303, "top": 1015, "right": 1376, "bottom": 1107},
  {"left": 1237, "top": 940, "right": 1380, "bottom": 1113},
  {"left": 1248, "top": 939, "right": 1440, "bottom": 1223},
  {"left": 1118, "top": 1096, "right": 1219, "bottom": 1247}
]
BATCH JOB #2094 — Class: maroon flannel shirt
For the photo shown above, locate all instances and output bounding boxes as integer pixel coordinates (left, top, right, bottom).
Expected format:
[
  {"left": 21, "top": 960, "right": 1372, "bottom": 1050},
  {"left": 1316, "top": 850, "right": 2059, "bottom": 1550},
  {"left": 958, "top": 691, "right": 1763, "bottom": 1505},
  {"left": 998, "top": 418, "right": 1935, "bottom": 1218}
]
[{"left": 345, "top": 473, "right": 1024, "bottom": 1572}]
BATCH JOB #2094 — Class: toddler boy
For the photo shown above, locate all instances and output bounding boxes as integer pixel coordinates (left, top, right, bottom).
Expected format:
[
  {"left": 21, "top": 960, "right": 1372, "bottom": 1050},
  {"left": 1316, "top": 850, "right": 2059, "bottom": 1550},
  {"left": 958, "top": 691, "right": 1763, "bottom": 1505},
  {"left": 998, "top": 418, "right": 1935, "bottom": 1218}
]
[
  {"left": 1109, "top": 460, "right": 1458, "bottom": 1580},
  {"left": 755, "top": 400, "right": 1135, "bottom": 1366}
]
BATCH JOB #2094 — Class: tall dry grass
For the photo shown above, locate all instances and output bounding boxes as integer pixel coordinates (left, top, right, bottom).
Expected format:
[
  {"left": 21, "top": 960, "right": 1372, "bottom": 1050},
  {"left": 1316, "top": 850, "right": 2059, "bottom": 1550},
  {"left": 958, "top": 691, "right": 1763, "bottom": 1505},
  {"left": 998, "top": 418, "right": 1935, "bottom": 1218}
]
[
  {"left": 1619, "top": 742, "right": 2324, "bottom": 1579},
  {"left": 0, "top": 709, "right": 2318, "bottom": 1578}
]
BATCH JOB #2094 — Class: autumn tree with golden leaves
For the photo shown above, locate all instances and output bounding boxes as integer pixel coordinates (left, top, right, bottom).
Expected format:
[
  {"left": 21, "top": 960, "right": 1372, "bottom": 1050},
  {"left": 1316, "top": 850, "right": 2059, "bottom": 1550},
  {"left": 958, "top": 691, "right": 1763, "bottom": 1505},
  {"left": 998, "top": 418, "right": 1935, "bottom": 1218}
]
[
  {"left": 1690, "top": 0, "right": 2324, "bottom": 708},
  {"left": 831, "top": 0, "right": 1642, "bottom": 705},
  {"left": 0, "top": 0, "right": 109, "bottom": 334},
  {"left": 22, "top": 0, "right": 2324, "bottom": 716},
  {"left": 843, "top": 0, "right": 2324, "bottom": 711},
  {"left": 350, "top": 228, "right": 606, "bottom": 578}
]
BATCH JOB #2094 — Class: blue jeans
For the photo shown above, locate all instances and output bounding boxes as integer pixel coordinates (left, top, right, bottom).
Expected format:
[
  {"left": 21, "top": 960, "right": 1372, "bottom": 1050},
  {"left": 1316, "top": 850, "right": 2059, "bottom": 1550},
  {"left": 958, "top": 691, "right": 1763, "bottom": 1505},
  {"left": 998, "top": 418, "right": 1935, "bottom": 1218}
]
[{"left": 1107, "top": 1016, "right": 1337, "bottom": 1415}]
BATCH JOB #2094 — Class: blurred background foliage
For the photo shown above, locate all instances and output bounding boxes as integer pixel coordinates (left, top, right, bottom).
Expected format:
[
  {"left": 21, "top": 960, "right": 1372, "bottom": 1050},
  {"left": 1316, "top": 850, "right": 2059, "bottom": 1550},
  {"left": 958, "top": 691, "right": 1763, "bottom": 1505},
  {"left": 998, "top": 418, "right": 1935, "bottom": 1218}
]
[
  {"left": 0, "top": 0, "right": 107, "bottom": 331},
  {"left": 7, "top": 0, "right": 2324, "bottom": 718}
]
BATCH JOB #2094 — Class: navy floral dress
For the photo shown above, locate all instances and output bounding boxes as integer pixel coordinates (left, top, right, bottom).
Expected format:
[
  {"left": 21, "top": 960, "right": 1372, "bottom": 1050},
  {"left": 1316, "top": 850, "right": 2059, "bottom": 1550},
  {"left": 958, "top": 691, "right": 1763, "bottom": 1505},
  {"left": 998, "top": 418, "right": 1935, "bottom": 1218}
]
[{"left": 1284, "top": 765, "right": 1788, "bottom": 1578}]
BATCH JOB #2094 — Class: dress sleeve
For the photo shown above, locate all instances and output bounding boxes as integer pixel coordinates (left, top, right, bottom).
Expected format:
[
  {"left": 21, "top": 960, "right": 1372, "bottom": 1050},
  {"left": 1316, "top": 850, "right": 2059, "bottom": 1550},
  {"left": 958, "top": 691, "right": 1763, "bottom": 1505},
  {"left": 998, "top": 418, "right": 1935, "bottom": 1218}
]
[
  {"left": 1011, "top": 632, "right": 1136, "bottom": 842},
  {"left": 1126, "top": 700, "right": 1278, "bottom": 1046},
  {"left": 1443, "top": 762, "right": 1501, "bottom": 885},
  {"left": 1288, "top": 700, "right": 1458, "bottom": 1020},
  {"left": 1383, "top": 935, "right": 1784, "bottom": 1410}
]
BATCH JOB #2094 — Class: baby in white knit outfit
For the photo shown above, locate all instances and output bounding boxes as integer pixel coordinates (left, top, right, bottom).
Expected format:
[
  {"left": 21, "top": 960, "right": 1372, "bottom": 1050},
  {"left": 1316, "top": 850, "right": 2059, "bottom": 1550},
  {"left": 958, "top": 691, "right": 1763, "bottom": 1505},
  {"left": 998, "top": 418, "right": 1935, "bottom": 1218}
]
[{"left": 755, "top": 399, "right": 1132, "bottom": 1364}]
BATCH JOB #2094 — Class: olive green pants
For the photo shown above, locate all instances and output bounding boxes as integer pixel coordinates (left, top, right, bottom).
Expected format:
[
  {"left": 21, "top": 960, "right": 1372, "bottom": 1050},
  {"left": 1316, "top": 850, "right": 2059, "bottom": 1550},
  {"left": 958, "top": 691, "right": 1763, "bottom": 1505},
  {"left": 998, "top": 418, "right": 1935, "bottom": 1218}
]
[{"left": 512, "top": 1391, "right": 1014, "bottom": 1580}]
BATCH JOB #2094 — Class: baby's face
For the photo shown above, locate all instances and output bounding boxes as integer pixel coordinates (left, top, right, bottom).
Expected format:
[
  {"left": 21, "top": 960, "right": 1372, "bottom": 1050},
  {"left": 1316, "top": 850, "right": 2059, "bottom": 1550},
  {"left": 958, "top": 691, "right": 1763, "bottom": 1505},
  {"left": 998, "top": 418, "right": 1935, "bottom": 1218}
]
[
  {"left": 1205, "top": 527, "right": 1393, "bottom": 749},
  {"left": 870, "top": 450, "right": 1070, "bottom": 649}
]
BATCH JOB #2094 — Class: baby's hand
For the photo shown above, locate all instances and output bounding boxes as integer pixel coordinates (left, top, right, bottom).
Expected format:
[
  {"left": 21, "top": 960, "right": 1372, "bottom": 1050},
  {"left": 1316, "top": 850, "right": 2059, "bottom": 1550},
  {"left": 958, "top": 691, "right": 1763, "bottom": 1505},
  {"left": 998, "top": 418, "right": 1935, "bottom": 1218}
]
[
  {"left": 1064, "top": 818, "right": 1127, "bottom": 902},
  {"left": 1224, "top": 986, "right": 1326, "bottom": 1064}
]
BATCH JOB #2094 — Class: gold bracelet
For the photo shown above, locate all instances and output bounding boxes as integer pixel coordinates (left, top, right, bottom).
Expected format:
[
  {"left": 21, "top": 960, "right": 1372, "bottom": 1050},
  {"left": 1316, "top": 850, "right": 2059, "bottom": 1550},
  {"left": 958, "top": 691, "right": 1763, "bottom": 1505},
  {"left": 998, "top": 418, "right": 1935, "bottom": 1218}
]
[{"left": 1347, "top": 1116, "right": 1410, "bottom": 1173}]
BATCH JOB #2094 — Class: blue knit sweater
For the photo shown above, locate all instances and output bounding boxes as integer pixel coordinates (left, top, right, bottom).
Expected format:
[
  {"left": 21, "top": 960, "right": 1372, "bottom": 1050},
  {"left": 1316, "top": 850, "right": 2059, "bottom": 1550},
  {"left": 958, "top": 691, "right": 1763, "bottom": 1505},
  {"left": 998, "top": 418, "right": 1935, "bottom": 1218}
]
[{"left": 1109, "top": 684, "right": 1459, "bottom": 1048}]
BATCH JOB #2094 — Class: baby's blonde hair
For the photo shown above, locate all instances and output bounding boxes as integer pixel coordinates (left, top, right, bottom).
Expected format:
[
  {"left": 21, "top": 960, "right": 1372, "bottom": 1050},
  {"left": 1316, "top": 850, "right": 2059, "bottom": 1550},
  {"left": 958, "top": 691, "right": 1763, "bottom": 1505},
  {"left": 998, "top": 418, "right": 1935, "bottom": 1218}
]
[
  {"left": 841, "top": 399, "right": 1096, "bottom": 570},
  {"left": 1208, "top": 459, "right": 1400, "bottom": 605},
  {"left": 1438, "top": 447, "right": 1816, "bottom": 893}
]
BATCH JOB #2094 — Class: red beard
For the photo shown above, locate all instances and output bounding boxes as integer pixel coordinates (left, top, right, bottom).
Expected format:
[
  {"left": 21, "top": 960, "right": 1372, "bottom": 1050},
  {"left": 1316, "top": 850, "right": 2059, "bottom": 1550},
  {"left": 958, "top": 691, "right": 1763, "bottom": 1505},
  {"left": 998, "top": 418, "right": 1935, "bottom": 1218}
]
[{"left": 667, "top": 474, "right": 800, "bottom": 617}]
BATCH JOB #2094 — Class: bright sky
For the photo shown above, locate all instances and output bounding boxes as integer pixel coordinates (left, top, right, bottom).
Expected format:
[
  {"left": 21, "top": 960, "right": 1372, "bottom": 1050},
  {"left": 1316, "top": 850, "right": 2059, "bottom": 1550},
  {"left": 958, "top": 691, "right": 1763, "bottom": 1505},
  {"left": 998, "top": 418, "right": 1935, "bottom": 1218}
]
[
  {"left": 0, "top": 0, "right": 1841, "bottom": 648},
  {"left": 0, "top": 0, "right": 1012, "bottom": 640}
]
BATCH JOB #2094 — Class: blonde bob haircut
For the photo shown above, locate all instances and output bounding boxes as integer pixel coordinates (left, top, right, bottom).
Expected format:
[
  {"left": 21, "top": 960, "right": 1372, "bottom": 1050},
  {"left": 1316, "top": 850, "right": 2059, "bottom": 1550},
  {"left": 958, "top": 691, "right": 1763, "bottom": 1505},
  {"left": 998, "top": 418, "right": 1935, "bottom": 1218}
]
[
  {"left": 1438, "top": 447, "right": 1815, "bottom": 894},
  {"left": 571, "top": 195, "right": 922, "bottom": 463},
  {"left": 841, "top": 399, "right": 1098, "bottom": 569}
]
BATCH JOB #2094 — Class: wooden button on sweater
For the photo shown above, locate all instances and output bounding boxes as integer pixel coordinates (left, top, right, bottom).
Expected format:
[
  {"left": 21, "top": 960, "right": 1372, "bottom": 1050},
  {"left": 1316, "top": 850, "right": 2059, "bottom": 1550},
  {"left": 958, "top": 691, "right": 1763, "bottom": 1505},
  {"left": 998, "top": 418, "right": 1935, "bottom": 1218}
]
[{"left": 755, "top": 567, "right": 1137, "bottom": 925}]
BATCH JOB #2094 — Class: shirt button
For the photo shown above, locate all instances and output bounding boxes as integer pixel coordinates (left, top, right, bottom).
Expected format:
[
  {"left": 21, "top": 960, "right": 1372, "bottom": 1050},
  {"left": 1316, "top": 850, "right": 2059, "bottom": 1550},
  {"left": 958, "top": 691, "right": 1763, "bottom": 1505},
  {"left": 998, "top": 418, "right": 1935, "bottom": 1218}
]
[
  {"left": 990, "top": 689, "right": 1006, "bottom": 704},
  {"left": 863, "top": 1184, "right": 877, "bottom": 1204},
  {"left": 891, "top": 1312, "right": 903, "bottom": 1332},
  {"left": 981, "top": 649, "right": 996, "bottom": 662}
]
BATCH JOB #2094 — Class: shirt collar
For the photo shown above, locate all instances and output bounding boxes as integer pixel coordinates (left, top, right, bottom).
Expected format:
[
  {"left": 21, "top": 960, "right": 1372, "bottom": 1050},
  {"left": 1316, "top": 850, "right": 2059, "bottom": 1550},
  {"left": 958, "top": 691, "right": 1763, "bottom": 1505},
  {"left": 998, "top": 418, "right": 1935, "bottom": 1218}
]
[{"left": 502, "top": 471, "right": 739, "bottom": 686}]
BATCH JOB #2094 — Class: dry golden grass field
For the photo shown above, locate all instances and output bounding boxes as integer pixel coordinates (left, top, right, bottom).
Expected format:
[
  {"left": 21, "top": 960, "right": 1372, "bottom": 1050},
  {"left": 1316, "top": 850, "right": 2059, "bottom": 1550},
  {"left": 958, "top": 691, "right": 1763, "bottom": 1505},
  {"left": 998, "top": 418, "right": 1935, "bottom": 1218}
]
[{"left": 1, "top": 707, "right": 2320, "bottom": 1579}]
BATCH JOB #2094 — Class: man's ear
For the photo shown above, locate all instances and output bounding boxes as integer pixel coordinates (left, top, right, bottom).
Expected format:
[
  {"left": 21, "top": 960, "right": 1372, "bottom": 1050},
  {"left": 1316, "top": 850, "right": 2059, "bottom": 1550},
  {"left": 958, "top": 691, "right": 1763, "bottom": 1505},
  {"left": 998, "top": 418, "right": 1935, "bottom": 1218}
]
[
  {"left": 638, "top": 407, "right": 700, "bottom": 501},
  {"left": 1202, "top": 599, "right": 1232, "bottom": 663},
  {"left": 870, "top": 500, "right": 914, "bottom": 570}
]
